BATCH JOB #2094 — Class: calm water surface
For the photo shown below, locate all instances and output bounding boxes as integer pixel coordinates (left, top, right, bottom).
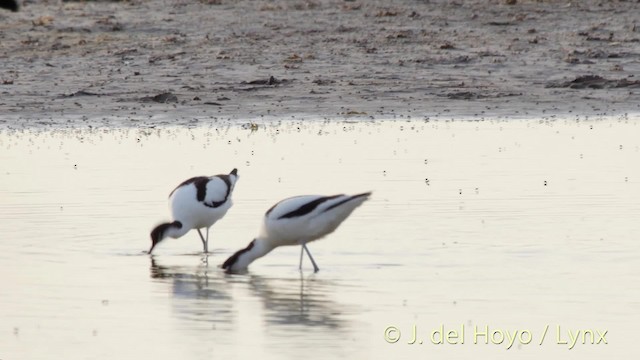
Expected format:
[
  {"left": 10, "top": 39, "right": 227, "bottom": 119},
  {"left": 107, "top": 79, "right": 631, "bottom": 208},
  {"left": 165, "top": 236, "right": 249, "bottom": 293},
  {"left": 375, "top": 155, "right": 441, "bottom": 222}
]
[{"left": 1, "top": 118, "right": 639, "bottom": 359}]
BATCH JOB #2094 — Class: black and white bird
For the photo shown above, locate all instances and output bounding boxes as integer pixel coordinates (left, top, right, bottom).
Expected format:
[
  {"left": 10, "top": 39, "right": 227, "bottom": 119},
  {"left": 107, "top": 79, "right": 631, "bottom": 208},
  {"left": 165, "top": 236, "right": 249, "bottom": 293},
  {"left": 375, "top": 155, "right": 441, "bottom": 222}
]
[
  {"left": 149, "top": 168, "right": 239, "bottom": 254},
  {"left": 222, "top": 192, "right": 371, "bottom": 273}
]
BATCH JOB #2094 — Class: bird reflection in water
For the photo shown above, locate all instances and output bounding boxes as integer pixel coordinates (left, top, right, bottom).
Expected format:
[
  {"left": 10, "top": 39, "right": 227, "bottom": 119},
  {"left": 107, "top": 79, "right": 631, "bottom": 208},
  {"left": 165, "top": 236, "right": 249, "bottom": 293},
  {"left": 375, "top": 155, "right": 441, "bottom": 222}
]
[
  {"left": 150, "top": 256, "right": 353, "bottom": 333},
  {"left": 247, "top": 274, "right": 349, "bottom": 330},
  {"left": 150, "top": 256, "right": 234, "bottom": 324}
]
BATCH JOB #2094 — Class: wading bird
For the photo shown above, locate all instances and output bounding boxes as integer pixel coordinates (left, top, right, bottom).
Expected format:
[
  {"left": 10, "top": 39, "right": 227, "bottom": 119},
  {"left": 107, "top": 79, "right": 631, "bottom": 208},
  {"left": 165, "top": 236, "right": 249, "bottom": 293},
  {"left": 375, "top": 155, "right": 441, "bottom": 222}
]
[
  {"left": 222, "top": 192, "right": 371, "bottom": 273},
  {"left": 149, "top": 168, "right": 239, "bottom": 254}
]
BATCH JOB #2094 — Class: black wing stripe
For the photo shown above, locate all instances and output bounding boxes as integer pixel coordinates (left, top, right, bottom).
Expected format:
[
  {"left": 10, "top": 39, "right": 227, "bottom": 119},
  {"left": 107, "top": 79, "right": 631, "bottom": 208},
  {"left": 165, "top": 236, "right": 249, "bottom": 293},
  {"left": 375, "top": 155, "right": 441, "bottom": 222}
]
[
  {"left": 169, "top": 176, "right": 208, "bottom": 198},
  {"left": 195, "top": 177, "right": 211, "bottom": 202},
  {"left": 169, "top": 174, "right": 234, "bottom": 208},
  {"left": 322, "top": 192, "right": 371, "bottom": 213},
  {"left": 277, "top": 195, "right": 342, "bottom": 220}
]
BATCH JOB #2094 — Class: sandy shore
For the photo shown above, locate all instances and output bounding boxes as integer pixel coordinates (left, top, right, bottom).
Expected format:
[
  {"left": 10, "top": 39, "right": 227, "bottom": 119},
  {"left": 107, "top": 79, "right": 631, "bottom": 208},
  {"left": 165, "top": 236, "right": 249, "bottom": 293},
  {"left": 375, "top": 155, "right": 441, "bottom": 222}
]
[{"left": 1, "top": 0, "right": 639, "bottom": 126}]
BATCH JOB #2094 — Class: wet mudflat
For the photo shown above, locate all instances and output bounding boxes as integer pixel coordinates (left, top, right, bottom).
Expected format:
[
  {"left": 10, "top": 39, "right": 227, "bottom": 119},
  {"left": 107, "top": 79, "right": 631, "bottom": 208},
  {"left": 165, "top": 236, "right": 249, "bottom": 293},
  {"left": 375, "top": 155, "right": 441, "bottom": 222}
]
[{"left": 1, "top": 0, "right": 640, "bottom": 126}]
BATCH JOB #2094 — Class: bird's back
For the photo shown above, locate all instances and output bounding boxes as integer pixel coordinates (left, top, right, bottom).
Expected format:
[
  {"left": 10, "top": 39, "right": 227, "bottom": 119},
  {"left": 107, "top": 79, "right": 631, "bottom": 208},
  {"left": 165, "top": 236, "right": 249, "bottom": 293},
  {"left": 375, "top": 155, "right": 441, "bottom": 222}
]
[
  {"left": 262, "top": 193, "right": 371, "bottom": 246},
  {"left": 168, "top": 173, "right": 238, "bottom": 229}
]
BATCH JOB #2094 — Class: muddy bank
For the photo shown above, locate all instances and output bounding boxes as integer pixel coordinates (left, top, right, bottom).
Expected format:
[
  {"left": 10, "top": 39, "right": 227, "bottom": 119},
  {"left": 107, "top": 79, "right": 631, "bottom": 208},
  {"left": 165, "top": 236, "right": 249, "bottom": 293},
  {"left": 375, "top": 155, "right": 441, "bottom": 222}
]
[{"left": 1, "top": 0, "right": 639, "bottom": 127}]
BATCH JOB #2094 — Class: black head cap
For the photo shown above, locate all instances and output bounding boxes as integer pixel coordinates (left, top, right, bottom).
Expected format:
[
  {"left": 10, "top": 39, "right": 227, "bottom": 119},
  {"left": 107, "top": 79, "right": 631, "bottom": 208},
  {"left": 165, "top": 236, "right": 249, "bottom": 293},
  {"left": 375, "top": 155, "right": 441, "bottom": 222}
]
[
  {"left": 149, "top": 221, "right": 182, "bottom": 254},
  {"left": 221, "top": 239, "right": 255, "bottom": 272},
  {"left": 230, "top": 168, "right": 238, "bottom": 176}
]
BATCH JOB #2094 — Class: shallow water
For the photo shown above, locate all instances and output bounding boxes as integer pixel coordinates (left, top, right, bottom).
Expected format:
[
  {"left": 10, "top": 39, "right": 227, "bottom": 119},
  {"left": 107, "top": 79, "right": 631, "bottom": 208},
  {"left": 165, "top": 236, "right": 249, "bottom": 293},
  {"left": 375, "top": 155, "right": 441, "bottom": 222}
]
[{"left": 1, "top": 118, "right": 639, "bottom": 359}]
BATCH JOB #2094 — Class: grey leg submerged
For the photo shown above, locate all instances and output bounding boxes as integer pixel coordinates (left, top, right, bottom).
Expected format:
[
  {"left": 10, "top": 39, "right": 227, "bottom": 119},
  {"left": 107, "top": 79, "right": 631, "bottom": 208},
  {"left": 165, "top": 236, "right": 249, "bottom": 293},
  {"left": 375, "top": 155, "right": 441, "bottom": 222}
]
[
  {"left": 299, "top": 246, "right": 304, "bottom": 270},
  {"left": 204, "top": 227, "right": 210, "bottom": 253},
  {"left": 302, "top": 243, "right": 319, "bottom": 272},
  {"left": 197, "top": 229, "right": 208, "bottom": 253}
]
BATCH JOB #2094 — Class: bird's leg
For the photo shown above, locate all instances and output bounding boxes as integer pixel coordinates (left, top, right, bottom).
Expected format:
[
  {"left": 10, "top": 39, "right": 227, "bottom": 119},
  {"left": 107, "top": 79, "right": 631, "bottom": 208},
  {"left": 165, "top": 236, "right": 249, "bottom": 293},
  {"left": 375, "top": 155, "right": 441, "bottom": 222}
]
[
  {"left": 298, "top": 246, "right": 304, "bottom": 270},
  {"left": 302, "top": 244, "right": 319, "bottom": 273},
  {"left": 205, "top": 227, "right": 210, "bottom": 254},
  {"left": 197, "top": 229, "right": 207, "bottom": 253}
]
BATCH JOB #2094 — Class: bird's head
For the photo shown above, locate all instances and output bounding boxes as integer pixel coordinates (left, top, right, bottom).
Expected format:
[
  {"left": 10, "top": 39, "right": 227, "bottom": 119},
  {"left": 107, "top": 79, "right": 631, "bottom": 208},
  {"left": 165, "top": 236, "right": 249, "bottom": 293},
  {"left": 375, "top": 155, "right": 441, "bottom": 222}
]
[
  {"left": 149, "top": 221, "right": 182, "bottom": 254},
  {"left": 221, "top": 239, "right": 259, "bottom": 273}
]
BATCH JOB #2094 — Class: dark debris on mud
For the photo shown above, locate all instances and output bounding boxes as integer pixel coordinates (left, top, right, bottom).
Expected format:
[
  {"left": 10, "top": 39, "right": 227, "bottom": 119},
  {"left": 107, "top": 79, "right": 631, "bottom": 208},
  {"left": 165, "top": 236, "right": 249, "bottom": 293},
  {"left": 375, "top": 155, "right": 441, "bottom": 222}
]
[
  {"left": 141, "top": 93, "right": 179, "bottom": 104},
  {"left": 444, "top": 91, "right": 522, "bottom": 100},
  {"left": 546, "top": 75, "right": 640, "bottom": 89}
]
